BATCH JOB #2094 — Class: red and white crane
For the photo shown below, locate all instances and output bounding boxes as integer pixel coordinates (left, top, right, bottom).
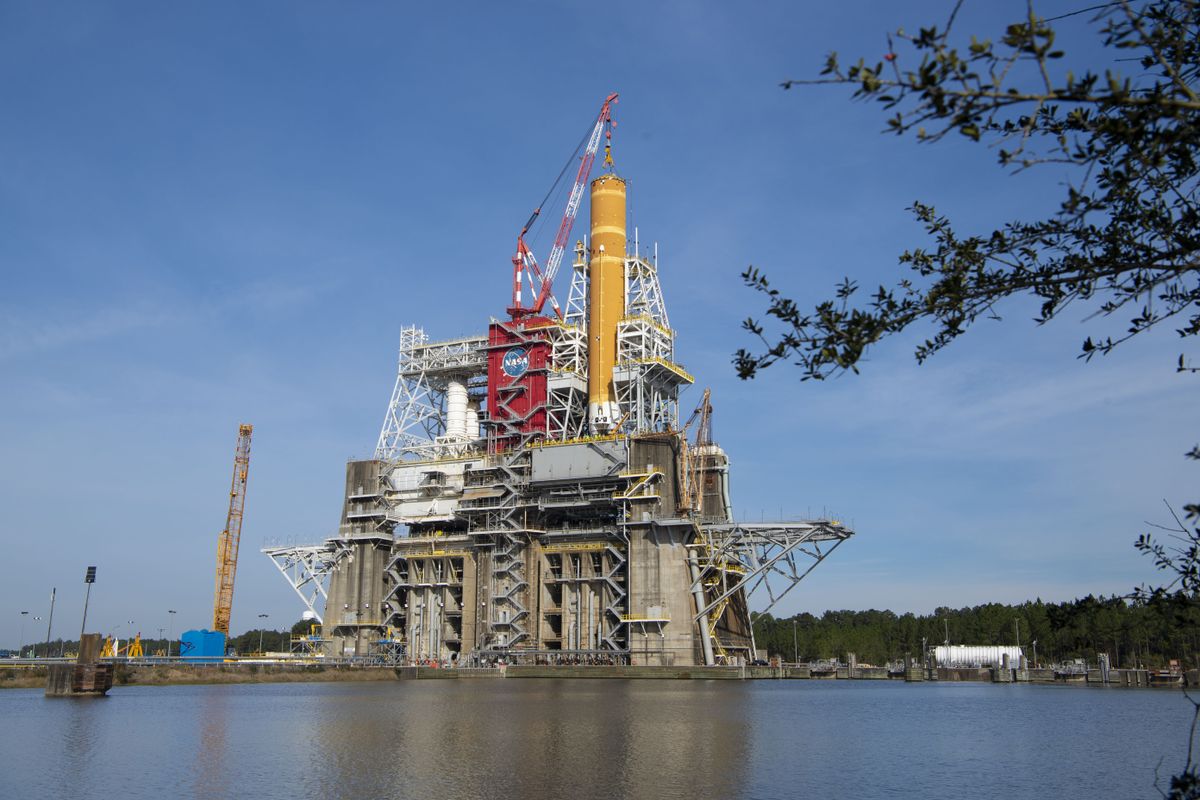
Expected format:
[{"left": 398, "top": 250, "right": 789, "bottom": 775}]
[{"left": 508, "top": 92, "right": 618, "bottom": 320}]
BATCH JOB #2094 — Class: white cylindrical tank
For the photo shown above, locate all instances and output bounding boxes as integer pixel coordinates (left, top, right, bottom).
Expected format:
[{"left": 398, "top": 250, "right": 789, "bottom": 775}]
[
  {"left": 446, "top": 380, "right": 468, "bottom": 439},
  {"left": 465, "top": 402, "right": 479, "bottom": 440},
  {"left": 933, "top": 644, "right": 1024, "bottom": 666}
]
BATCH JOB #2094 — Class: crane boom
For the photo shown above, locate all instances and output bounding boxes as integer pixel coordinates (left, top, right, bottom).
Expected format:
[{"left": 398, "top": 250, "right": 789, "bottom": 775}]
[
  {"left": 213, "top": 423, "right": 253, "bottom": 635},
  {"left": 679, "top": 389, "right": 712, "bottom": 514},
  {"left": 510, "top": 92, "right": 618, "bottom": 319}
]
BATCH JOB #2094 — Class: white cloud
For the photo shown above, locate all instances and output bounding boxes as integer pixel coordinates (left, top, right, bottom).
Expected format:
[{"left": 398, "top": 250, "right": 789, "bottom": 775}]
[
  {"left": 0, "top": 304, "right": 176, "bottom": 361},
  {"left": 0, "top": 277, "right": 324, "bottom": 362}
]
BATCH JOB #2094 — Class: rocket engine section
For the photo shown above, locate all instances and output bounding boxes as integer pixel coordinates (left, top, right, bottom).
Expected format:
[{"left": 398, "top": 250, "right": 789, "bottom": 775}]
[
  {"left": 487, "top": 320, "right": 552, "bottom": 451},
  {"left": 588, "top": 172, "right": 627, "bottom": 433}
]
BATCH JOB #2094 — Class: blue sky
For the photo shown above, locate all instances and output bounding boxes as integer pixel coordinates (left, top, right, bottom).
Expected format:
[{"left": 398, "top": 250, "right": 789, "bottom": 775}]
[{"left": 1, "top": 1, "right": 1194, "bottom": 648}]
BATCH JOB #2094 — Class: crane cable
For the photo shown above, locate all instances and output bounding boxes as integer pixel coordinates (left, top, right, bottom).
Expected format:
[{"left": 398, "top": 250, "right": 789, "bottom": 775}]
[{"left": 523, "top": 111, "right": 605, "bottom": 241}]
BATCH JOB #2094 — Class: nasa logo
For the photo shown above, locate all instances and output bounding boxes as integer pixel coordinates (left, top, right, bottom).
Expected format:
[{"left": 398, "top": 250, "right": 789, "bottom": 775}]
[{"left": 502, "top": 347, "right": 529, "bottom": 378}]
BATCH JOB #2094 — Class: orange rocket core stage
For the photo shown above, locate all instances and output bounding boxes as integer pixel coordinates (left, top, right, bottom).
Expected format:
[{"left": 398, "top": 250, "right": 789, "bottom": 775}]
[{"left": 587, "top": 172, "right": 626, "bottom": 432}]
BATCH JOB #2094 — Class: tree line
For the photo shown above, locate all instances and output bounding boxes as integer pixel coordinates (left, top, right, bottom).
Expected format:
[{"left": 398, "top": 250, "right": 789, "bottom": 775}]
[{"left": 752, "top": 595, "right": 1200, "bottom": 669}]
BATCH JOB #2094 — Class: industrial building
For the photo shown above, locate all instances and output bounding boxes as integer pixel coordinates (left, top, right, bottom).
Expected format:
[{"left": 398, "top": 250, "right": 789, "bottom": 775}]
[{"left": 264, "top": 95, "right": 853, "bottom": 667}]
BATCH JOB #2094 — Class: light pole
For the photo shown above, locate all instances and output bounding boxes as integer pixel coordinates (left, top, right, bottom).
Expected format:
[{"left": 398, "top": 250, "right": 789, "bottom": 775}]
[
  {"left": 31, "top": 617, "right": 42, "bottom": 658},
  {"left": 18, "top": 611, "right": 29, "bottom": 659},
  {"left": 792, "top": 619, "right": 798, "bottom": 664},
  {"left": 167, "top": 610, "right": 177, "bottom": 658},
  {"left": 1032, "top": 640, "right": 1038, "bottom": 668},
  {"left": 44, "top": 588, "right": 56, "bottom": 660},
  {"left": 258, "top": 614, "right": 269, "bottom": 654},
  {"left": 79, "top": 566, "right": 97, "bottom": 645}
]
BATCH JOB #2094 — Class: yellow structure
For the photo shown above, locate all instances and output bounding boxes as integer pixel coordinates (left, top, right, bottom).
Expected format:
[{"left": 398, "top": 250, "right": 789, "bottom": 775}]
[
  {"left": 587, "top": 172, "right": 626, "bottom": 432},
  {"left": 126, "top": 633, "right": 144, "bottom": 659},
  {"left": 213, "top": 423, "right": 253, "bottom": 635}
]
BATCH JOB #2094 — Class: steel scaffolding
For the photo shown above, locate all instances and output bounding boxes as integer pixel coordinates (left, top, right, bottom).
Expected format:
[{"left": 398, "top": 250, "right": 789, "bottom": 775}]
[
  {"left": 376, "top": 327, "right": 487, "bottom": 460},
  {"left": 614, "top": 255, "right": 692, "bottom": 433}
]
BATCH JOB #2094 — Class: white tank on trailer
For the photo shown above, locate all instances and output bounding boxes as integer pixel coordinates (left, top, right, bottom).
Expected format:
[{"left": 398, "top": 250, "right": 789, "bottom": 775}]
[{"left": 934, "top": 645, "right": 1024, "bottom": 666}]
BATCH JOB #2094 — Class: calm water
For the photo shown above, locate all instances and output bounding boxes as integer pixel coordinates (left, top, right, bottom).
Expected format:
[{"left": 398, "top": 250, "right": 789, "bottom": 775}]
[{"left": 0, "top": 679, "right": 1192, "bottom": 799}]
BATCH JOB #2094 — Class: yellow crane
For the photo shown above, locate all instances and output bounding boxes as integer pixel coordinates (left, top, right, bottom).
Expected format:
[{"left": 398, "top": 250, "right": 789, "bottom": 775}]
[
  {"left": 678, "top": 388, "right": 712, "bottom": 514},
  {"left": 213, "top": 424, "right": 253, "bottom": 636}
]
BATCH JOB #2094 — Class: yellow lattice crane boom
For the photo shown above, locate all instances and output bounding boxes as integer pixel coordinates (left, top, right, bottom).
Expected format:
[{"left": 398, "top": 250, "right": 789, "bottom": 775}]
[
  {"left": 678, "top": 388, "right": 712, "bottom": 514},
  {"left": 213, "top": 424, "right": 253, "bottom": 635}
]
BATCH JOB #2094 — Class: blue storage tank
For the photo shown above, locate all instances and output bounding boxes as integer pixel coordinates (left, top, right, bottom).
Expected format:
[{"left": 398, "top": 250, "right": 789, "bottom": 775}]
[{"left": 180, "top": 629, "right": 227, "bottom": 663}]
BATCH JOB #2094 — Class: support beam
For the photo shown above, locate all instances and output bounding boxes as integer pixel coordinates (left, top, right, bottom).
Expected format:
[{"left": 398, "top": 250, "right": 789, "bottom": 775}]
[
  {"left": 261, "top": 543, "right": 344, "bottom": 624},
  {"left": 691, "top": 522, "right": 853, "bottom": 621}
]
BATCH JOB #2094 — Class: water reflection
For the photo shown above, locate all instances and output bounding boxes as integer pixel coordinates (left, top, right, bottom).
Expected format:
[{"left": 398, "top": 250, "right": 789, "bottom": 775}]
[
  {"left": 309, "top": 680, "right": 751, "bottom": 800},
  {"left": 4, "top": 679, "right": 1191, "bottom": 800},
  {"left": 193, "top": 686, "right": 232, "bottom": 799},
  {"left": 58, "top": 697, "right": 104, "bottom": 797}
]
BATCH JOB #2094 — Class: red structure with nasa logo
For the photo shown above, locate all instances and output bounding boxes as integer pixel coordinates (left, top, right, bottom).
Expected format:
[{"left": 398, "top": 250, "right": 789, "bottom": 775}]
[{"left": 486, "top": 319, "right": 551, "bottom": 452}]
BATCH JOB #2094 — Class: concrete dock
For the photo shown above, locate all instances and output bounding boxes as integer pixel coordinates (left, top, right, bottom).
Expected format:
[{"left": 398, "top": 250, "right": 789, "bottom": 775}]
[{"left": 393, "top": 663, "right": 1198, "bottom": 686}]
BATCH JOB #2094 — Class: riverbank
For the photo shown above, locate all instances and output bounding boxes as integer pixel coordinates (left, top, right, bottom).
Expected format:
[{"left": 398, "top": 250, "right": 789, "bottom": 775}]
[
  {"left": 396, "top": 663, "right": 1200, "bottom": 686},
  {"left": 0, "top": 662, "right": 398, "bottom": 690}
]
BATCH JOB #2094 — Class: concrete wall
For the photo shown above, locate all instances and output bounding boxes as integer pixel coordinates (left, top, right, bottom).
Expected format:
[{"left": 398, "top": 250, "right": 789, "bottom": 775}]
[
  {"left": 696, "top": 446, "right": 732, "bottom": 523},
  {"left": 626, "top": 522, "right": 697, "bottom": 666},
  {"left": 628, "top": 436, "right": 681, "bottom": 515},
  {"left": 326, "top": 537, "right": 392, "bottom": 657},
  {"left": 339, "top": 460, "right": 387, "bottom": 536}
]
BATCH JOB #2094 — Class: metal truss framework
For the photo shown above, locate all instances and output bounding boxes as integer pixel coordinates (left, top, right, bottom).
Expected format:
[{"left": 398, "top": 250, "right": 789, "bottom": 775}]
[
  {"left": 355, "top": 240, "right": 856, "bottom": 667},
  {"left": 546, "top": 367, "right": 588, "bottom": 442},
  {"left": 691, "top": 522, "right": 854, "bottom": 624},
  {"left": 615, "top": 256, "right": 691, "bottom": 433},
  {"left": 548, "top": 247, "right": 695, "bottom": 440},
  {"left": 261, "top": 542, "right": 346, "bottom": 624},
  {"left": 368, "top": 634, "right": 407, "bottom": 665},
  {"left": 625, "top": 253, "right": 670, "bottom": 328},
  {"left": 540, "top": 539, "right": 629, "bottom": 653},
  {"left": 377, "top": 247, "right": 688, "bottom": 457},
  {"left": 386, "top": 549, "right": 467, "bottom": 661},
  {"left": 451, "top": 449, "right": 648, "bottom": 658},
  {"left": 376, "top": 327, "right": 488, "bottom": 460},
  {"left": 545, "top": 242, "right": 590, "bottom": 442},
  {"left": 600, "top": 542, "right": 628, "bottom": 651}
]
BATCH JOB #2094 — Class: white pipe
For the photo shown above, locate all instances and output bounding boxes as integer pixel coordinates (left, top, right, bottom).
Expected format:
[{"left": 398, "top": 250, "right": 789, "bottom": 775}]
[{"left": 716, "top": 453, "right": 734, "bottom": 522}]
